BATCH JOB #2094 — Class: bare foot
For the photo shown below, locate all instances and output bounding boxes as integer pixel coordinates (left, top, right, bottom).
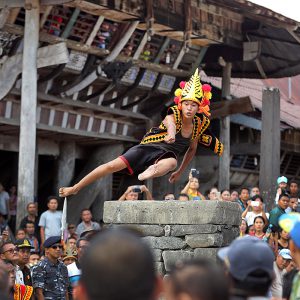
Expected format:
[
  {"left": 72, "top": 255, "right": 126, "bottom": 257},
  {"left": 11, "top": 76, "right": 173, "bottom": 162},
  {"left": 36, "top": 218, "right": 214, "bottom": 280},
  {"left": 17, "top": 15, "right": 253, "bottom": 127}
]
[
  {"left": 138, "top": 165, "right": 157, "bottom": 181},
  {"left": 59, "top": 187, "right": 78, "bottom": 197}
]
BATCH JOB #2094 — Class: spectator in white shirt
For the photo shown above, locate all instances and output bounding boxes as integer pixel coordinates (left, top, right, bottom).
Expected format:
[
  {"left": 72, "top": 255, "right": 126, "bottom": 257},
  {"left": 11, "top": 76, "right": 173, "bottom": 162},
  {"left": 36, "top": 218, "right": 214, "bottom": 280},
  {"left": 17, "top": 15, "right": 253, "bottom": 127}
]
[{"left": 242, "top": 195, "right": 269, "bottom": 226}]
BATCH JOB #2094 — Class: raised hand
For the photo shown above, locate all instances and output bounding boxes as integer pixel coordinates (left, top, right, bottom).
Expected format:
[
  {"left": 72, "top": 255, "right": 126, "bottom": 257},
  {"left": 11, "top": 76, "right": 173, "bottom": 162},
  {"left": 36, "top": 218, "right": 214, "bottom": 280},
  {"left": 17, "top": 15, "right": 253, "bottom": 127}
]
[
  {"left": 169, "top": 171, "right": 181, "bottom": 183},
  {"left": 59, "top": 186, "right": 78, "bottom": 197},
  {"left": 164, "top": 133, "right": 175, "bottom": 144}
]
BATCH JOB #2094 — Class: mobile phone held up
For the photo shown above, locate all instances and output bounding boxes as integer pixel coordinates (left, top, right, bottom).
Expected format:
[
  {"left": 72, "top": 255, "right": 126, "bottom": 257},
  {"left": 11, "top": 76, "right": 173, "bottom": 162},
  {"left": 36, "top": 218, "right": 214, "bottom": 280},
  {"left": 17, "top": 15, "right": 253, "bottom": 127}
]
[
  {"left": 251, "top": 201, "right": 260, "bottom": 207},
  {"left": 191, "top": 168, "right": 200, "bottom": 178},
  {"left": 132, "top": 185, "right": 142, "bottom": 193}
]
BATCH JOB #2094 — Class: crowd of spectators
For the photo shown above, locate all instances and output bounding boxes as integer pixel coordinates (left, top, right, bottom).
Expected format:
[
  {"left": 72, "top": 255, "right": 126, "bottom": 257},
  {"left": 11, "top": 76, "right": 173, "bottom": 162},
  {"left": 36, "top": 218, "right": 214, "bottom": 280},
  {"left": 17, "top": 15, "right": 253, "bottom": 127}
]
[{"left": 0, "top": 173, "right": 299, "bottom": 300}]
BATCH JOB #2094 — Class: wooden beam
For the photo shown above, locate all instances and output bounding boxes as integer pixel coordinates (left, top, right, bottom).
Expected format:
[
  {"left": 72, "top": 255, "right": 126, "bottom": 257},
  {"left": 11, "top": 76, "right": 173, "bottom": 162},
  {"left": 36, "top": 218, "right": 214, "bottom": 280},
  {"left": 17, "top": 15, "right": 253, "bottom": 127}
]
[
  {"left": 0, "top": 134, "right": 62, "bottom": 156},
  {"left": 0, "top": 0, "right": 73, "bottom": 7},
  {"left": 210, "top": 96, "right": 254, "bottom": 119},
  {"left": 105, "top": 20, "right": 139, "bottom": 62},
  {"left": 255, "top": 58, "right": 267, "bottom": 79},
  {"left": 191, "top": 47, "right": 208, "bottom": 72},
  {"left": 153, "top": 37, "right": 170, "bottom": 64},
  {"left": 6, "top": 7, "right": 20, "bottom": 24},
  {"left": 40, "top": 5, "right": 53, "bottom": 29},
  {"left": 0, "top": 8, "right": 10, "bottom": 29},
  {"left": 0, "top": 116, "right": 139, "bottom": 142},
  {"left": 259, "top": 88, "right": 280, "bottom": 211},
  {"left": 67, "top": 145, "right": 124, "bottom": 224},
  {"left": 231, "top": 143, "right": 260, "bottom": 155},
  {"left": 230, "top": 114, "right": 261, "bottom": 131},
  {"left": 63, "top": 21, "right": 140, "bottom": 96},
  {"left": 3, "top": 23, "right": 109, "bottom": 57},
  {"left": 17, "top": 0, "right": 39, "bottom": 231},
  {"left": 65, "top": 1, "right": 140, "bottom": 22},
  {"left": 85, "top": 15, "right": 104, "bottom": 46},
  {"left": 184, "top": 0, "right": 192, "bottom": 49},
  {"left": 40, "top": 0, "right": 74, "bottom": 4},
  {"left": 218, "top": 62, "right": 231, "bottom": 191},
  {"left": 118, "top": 55, "right": 190, "bottom": 77},
  {"left": 287, "top": 29, "right": 300, "bottom": 45},
  {"left": 0, "top": 0, "right": 24, "bottom": 8},
  {"left": 10, "top": 89, "right": 150, "bottom": 121},
  {"left": 54, "top": 142, "right": 75, "bottom": 193},
  {"left": 172, "top": 45, "right": 186, "bottom": 69},
  {"left": 133, "top": 32, "right": 148, "bottom": 60},
  {"left": 61, "top": 7, "right": 81, "bottom": 39},
  {"left": 0, "top": 43, "right": 69, "bottom": 100},
  {"left": 3, "top": 23, "right": 190, "bottom": 77}
]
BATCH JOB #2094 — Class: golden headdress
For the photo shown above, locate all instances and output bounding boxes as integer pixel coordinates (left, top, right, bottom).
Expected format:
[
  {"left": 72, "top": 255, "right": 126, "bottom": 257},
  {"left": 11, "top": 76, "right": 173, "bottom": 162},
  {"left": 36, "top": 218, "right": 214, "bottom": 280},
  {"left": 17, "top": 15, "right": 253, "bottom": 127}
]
[
  {"left": 174, "top": 68, "right": 212, "bottom": 117},
  {"left": 62, "top": 246, "right": 77, "bottom": 261}
]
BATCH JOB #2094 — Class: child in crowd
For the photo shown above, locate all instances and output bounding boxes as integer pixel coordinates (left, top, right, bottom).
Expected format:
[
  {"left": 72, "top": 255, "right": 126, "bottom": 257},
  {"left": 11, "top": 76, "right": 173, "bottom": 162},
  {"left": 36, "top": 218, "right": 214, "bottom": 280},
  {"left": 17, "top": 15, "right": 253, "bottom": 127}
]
[
  {"left": 15, "top": 229, "right": 26, "bottom": 240},
  {"left": 275, "top": 176, "right": 288, "bottom": 204},
  {"left": 59, "top": 69, "right": 223, "bottom": 198}
]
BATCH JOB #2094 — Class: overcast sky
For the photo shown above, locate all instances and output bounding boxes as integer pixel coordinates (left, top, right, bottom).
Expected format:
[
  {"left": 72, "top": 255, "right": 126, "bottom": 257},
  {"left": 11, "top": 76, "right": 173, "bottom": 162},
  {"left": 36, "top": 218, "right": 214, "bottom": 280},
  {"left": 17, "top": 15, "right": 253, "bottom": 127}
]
[{"left": 249, "top": 0, "right": 300, "bottom": 22}]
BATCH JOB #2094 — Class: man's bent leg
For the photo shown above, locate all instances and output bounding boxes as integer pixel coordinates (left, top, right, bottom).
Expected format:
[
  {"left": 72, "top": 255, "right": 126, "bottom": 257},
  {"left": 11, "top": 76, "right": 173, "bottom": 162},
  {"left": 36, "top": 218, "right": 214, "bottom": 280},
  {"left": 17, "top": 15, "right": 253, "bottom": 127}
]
[
  {"left": 138, "top": 158, "right": 177, "bottom": 181},
  {"left": 59, "top": 157, "right": 127, "bottom": 197}
]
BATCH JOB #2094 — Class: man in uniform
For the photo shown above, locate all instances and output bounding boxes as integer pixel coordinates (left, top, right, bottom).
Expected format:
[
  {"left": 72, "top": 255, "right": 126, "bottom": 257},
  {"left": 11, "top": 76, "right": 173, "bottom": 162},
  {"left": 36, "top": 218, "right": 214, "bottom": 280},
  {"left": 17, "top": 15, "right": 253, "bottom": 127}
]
[{"left": 32, "top": 236, "right": 69, "bottom": 300}]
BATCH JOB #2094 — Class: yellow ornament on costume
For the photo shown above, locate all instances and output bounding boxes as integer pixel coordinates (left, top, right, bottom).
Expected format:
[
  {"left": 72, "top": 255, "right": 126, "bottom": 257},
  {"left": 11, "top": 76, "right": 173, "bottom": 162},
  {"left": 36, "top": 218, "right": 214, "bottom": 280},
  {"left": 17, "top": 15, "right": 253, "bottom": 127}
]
[
  {"left": 180, "top": 68, "right": 203, "bottom": 105},
  {"left": 174, "top": 89, "right": 182, "bottom": 97}
]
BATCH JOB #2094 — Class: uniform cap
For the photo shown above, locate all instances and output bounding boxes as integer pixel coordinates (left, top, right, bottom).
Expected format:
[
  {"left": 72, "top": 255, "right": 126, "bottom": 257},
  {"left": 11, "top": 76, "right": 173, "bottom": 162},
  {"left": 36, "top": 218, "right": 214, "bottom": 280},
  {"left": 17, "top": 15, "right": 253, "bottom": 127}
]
[
  {"left": 15, "top": 238, "right": 34, "bottom": 249},
  {"left": 43, "top": 236, "right": 61, "bottom": 248}
]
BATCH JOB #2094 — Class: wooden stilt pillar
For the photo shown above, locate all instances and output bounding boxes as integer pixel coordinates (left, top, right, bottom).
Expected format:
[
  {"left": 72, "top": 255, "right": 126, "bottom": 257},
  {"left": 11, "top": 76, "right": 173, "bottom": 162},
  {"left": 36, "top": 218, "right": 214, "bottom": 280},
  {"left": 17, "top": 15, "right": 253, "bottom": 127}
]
[
  {"left": 55, "top": 142, "right": 76, "bottom": 193},
  {"left": 17, "top": 0, "right": 39, "bottom": 228},
  {"left": 259, "top": 88, "right": 280, "bottom": 211},
  {"left": 67, "top": 144, "right": 124, "bottom": 224},
  {"left": 218, "top": 63, "right": 232, "bottom": 191},
  {"left": 34, "top": 145, "right": 39, "bottom": 197}
]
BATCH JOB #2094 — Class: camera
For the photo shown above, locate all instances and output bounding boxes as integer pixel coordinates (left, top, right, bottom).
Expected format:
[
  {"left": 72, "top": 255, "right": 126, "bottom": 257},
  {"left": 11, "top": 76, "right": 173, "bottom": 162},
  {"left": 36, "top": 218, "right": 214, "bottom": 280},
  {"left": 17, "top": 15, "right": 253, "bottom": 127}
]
[
  {"left": 191, "top": 168, "right": 200, "bottom": 178},
  {"left": 132, "top": 186, "right": 142, "bottom": 193}
]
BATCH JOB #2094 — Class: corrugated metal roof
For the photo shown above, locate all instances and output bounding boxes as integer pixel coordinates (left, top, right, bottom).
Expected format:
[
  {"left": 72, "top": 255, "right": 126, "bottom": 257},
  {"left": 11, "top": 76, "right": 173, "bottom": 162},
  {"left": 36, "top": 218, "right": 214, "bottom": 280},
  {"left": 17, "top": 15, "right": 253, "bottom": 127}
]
[{"left": 201, "top": 71, "right": 300, "bottom": 128}]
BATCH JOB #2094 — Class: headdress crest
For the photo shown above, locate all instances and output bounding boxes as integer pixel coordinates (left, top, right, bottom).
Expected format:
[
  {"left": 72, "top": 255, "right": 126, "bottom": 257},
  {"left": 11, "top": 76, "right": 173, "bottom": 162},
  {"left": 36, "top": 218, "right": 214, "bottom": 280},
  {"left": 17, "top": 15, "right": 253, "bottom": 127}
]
[{"left": 174, "top": 68, "right": 212, "bottom": 117}]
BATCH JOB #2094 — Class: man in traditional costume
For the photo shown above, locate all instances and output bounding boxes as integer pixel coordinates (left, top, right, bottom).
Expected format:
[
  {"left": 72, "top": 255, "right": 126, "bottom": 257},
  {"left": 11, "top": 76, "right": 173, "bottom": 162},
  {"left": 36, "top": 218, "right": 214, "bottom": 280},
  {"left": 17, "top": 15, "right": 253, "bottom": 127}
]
[{"left": 59, "top": 69, "right": 223, "bottom": 197}]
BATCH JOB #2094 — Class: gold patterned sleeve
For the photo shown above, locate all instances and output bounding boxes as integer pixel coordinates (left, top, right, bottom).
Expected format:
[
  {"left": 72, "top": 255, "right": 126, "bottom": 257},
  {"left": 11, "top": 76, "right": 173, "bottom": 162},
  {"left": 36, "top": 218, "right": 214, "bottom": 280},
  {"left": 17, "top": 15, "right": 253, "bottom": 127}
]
[{"left": 198, "top": 128, "right": 224, "bottom": 156}]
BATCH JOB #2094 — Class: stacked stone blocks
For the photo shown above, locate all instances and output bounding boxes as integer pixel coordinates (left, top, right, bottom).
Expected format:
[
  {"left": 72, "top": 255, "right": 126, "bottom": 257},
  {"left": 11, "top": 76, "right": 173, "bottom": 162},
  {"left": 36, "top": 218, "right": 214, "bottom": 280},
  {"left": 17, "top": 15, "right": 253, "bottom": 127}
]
[{"left": 103, "top": 200, "right": 241, "bottom": 274}]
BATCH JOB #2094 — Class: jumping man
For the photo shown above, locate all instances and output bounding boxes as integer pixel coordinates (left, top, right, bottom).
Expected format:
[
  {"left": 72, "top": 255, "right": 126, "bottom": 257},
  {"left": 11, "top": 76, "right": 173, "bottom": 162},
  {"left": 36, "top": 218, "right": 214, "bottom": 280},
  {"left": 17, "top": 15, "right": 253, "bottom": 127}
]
[{"left": 59, "top": 69, "right": 223, "bottom": 197}]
